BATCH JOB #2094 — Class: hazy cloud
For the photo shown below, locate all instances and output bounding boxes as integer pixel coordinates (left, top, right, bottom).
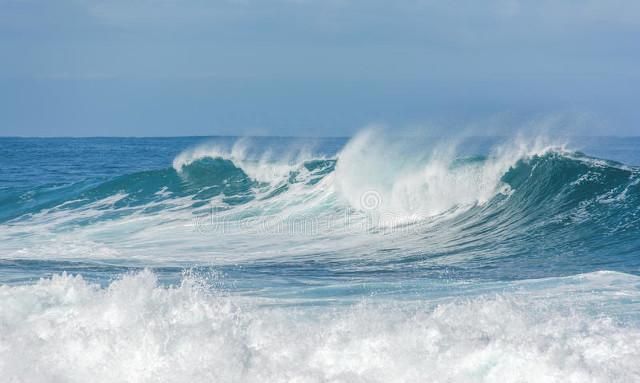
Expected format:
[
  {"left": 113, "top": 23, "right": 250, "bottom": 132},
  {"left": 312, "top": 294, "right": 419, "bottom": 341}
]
[{"left": 0, "top": 0, "right": 639, "bottom": 135}]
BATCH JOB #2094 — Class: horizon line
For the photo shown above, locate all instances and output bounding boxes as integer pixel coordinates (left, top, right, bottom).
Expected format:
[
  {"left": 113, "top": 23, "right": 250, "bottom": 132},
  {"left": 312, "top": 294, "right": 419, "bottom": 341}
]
[{"left": 2, "top": 134, "right": 640, "bottom": 139}]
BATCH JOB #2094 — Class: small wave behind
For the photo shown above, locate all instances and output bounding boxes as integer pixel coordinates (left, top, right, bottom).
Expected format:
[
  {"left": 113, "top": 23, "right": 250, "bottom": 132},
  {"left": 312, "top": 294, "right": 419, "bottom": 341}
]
[{"left": 172, "top": 137, "right": 325, "bottom": 184}]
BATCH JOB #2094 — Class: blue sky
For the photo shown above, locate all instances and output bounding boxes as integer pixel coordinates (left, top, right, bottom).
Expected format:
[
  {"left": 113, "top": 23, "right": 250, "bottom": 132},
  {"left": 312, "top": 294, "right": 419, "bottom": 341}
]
[{"left": 1, "top": 0, "right": 639, "bottom": 136}]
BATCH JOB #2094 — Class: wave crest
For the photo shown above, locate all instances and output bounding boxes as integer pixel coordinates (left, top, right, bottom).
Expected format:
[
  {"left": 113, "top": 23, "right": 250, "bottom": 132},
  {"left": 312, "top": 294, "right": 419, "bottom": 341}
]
[
  {"left": 333, "top": 129, "right": 566, "bottom": 219},
  {"left": 172, "top": 137, "right": 322, "bottom": 184}
]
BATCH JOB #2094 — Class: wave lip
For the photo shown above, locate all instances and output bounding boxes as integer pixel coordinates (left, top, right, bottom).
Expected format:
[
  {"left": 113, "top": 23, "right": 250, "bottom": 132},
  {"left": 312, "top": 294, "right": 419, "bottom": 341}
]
[{"left": 172, "top": 137, "right": 323, "bottom": 184}]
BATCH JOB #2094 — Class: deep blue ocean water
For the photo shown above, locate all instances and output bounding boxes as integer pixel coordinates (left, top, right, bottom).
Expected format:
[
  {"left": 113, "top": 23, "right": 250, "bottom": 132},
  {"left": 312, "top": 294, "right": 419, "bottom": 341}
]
[{"left": 1, "top": 133, "right": 639, "bottom": 382}]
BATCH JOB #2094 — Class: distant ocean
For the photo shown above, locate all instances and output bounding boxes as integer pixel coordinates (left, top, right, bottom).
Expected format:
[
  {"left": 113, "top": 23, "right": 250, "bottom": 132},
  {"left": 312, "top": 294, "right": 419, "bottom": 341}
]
[{"left": 1, "top": 131, "right": 639, "bottom": 382}]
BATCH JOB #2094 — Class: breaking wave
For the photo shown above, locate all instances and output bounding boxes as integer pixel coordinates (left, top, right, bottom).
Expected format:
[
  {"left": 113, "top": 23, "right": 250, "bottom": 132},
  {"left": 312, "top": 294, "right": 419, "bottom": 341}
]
[
  {"left": 0, "top": 129, "right": 638, "bottom": 276},
  {"left": 1, "top": 270, "right": 639, "bottom": 383}
]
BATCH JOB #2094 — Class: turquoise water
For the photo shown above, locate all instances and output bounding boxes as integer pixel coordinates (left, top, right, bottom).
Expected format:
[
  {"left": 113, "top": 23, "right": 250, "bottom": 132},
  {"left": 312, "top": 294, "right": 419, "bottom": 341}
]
[{"left": 1, "top": 132, "right": 639, "bottom": 382}]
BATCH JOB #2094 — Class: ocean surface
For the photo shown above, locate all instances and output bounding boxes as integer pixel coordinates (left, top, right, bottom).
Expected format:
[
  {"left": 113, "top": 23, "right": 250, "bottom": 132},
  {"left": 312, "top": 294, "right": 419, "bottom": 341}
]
[{"left": 1, "top": 131, "right": 640, "bottom": 382}]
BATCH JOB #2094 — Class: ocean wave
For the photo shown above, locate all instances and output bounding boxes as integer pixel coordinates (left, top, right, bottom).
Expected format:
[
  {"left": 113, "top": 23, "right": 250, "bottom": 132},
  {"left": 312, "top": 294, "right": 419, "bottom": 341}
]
[
  {"left": 1, "top": 131, "right": 639, "bottom": 276},
  {"left": 4, "top": 131, "right": 637, "bottom": 224}
]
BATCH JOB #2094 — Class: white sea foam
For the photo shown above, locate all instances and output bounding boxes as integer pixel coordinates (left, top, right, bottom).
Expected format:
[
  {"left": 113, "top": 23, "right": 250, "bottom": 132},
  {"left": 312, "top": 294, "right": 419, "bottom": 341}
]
[{"left": 1, "top": 270, "right": 639, "bottom": 383}]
